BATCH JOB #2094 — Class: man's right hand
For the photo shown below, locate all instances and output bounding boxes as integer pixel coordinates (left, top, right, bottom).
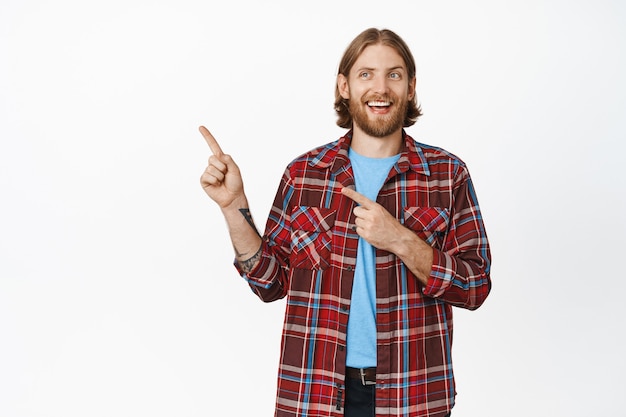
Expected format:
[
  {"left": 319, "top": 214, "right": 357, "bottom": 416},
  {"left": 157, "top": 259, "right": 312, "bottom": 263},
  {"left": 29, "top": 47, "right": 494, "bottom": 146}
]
[{"left": 199, "top": 126, "right": 245, "bottom": 209}]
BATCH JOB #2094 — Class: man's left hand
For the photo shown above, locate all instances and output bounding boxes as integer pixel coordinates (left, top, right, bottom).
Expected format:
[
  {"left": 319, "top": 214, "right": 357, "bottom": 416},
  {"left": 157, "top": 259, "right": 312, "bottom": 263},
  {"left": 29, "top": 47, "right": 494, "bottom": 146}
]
[
  {"left": 341, "top": 186, "right": 433, "bottom": 285},
  {"left": 341, "top": 187, "right": 406, "bottom": 253}
]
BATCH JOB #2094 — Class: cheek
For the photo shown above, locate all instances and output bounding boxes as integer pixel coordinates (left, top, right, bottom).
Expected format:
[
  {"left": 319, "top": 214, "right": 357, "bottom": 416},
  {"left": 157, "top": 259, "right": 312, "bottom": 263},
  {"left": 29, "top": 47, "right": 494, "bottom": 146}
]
[{"left": 392, "top": 86, "right": 408, "bottom": 98}]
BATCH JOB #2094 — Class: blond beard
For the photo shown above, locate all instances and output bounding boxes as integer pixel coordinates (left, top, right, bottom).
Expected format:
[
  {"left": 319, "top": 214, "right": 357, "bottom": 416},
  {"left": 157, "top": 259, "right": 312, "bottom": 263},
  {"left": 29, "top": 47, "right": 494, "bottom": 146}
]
[{"left": 348, "top": 95, "right": 407, "bottom": 138}]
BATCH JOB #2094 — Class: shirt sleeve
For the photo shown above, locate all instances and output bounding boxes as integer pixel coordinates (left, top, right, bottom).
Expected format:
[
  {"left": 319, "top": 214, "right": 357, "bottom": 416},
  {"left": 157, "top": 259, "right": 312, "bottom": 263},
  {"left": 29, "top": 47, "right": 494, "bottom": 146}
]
[
  {"left": 422, "top": 168, "right": 492, "bottom": 310},
  {"left": 233, "top": 169, "right": 294, "bottom": 302}
]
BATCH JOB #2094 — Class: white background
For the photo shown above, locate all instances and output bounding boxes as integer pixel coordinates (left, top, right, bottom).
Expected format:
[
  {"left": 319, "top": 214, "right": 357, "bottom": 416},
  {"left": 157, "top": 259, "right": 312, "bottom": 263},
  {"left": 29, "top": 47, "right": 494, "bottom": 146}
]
[{"left": 1, "top": 0, "right": 625, "bottom": 416}]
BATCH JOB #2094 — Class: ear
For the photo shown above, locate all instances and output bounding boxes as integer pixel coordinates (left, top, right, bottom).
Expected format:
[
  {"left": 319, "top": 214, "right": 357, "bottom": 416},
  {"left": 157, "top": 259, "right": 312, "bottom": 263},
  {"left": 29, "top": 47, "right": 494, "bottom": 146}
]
[
  {"left": 408, "top": 76, "right": 417, "bottom": 101},
  {"left": 337, "top": 74, "right": 350, "bottom": 99}
]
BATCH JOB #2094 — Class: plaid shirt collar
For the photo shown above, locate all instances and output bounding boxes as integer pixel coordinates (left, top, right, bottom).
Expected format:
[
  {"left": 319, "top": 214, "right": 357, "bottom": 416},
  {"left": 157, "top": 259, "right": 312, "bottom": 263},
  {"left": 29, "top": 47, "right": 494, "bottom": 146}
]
[{"left": 309, "top": 129, "right": 431, "bottom": 177}]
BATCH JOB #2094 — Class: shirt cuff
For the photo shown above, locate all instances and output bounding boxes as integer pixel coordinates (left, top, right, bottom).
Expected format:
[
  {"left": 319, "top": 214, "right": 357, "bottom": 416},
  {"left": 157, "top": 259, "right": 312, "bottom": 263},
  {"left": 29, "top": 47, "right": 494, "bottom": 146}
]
[
  {"left": 422, "top": 249, "right": 454, "bottom": 297},
  {"left": 233, "top": 240, "right": 280, "bottom": 289}
]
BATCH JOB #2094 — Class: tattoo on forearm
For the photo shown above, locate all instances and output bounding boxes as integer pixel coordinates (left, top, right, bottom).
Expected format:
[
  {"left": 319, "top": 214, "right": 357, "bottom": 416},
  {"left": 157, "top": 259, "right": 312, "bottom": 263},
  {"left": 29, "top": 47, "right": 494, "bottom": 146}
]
[
  {"left": 236, "top": 243, "right": 263, "bottom": 273},
  {"left": 239, "top": 208, "right": 261, "bottom": 237}
]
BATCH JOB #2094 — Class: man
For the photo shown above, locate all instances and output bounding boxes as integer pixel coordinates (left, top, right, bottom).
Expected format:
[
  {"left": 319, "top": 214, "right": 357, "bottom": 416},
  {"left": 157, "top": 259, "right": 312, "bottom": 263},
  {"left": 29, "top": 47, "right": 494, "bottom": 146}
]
[{"left": 200, "top": 28, "right": 491, "bottom": 417}]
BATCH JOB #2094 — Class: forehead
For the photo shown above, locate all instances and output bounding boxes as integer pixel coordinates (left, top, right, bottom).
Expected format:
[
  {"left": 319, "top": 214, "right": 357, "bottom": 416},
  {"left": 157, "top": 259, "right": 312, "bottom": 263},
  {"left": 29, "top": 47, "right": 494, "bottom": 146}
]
[{"left": 351, "top": 43, "right": 406, "bottom": 72}]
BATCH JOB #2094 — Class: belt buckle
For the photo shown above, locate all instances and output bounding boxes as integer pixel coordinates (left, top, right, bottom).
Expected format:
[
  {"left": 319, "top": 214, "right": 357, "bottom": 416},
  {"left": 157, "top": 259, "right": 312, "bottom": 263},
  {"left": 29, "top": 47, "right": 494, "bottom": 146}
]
[{"left": 359, "top": 368, "right": 375, "bottom": 386}]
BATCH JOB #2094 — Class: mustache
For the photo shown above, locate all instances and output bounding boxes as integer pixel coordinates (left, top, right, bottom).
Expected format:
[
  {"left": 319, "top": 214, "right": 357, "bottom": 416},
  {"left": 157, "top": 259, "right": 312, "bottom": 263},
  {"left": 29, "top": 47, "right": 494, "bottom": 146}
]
[{"left": 362, "top": 94, "right": 395, "bottom": 103}]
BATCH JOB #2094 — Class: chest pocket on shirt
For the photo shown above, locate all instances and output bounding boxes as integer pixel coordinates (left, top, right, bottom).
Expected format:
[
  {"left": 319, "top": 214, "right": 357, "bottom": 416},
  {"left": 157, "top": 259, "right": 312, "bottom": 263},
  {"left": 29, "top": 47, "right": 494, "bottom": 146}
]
[
  {"left": 404, "top": 207, "right": 450, "bottom": 250},
  {"left": 290, "top": 206, "right": 336, "bottom": 270}
]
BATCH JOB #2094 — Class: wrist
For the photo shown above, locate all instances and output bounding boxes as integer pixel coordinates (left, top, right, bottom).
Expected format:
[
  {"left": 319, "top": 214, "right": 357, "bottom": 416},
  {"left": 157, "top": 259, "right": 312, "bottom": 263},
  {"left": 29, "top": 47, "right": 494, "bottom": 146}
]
[
  {"left": 394, "top": 227, "right": 433, "bottom": 285},
  {"left": 221, "top": 194, "right": 249, "bottom": 217}
]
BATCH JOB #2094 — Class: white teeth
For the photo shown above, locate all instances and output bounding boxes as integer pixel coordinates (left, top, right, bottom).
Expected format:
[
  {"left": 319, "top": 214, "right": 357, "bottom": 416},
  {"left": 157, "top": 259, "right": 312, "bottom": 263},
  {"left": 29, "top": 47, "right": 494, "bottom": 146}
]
[{"left": 367, "top": 101, "right": 390, "bottom": 107}]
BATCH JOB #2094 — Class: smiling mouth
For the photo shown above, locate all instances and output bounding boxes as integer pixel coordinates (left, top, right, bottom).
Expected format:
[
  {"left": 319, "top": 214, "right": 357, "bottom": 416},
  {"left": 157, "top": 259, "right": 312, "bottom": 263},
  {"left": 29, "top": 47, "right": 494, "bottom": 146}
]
[{"left": 367, "top": 100, "right": 391, "bottom": 108}]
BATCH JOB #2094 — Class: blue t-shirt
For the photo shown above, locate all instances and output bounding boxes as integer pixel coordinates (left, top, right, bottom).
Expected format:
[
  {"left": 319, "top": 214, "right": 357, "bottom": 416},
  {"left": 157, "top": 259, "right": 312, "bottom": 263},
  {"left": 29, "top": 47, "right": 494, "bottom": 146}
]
[{"left": 346, "top": 148, "right": 401, "bottom": 368}]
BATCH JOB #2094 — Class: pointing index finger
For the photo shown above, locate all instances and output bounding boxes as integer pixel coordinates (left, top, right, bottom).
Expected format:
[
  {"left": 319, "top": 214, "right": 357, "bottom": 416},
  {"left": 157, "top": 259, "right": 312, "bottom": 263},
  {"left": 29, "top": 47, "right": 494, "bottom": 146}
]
[
  {"left": 341, "top": 187, "right": 371, "bottom": 207},
  {"left": 199, "top": 125, "right": 224, "bottom": 156}
]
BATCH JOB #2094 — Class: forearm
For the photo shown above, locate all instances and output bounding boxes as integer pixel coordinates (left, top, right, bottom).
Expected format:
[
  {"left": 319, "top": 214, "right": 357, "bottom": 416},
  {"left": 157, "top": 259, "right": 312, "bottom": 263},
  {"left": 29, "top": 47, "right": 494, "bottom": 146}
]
[
  {"left": 390, "top": 225, "right": 490, "bottom": 310},
  {"left": 221, "top": 194, "right": 263, "bottom": 273},
  {"left": 390, "top": 226, "right": 433, "bottom": 286}
]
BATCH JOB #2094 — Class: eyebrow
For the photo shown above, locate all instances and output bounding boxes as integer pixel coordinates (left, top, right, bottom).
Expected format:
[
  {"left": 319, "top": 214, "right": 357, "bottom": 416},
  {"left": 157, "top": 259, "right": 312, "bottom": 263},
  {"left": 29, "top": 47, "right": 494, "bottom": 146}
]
[{"left": 355, "top": 65, "right": 406, "bottom": 72}]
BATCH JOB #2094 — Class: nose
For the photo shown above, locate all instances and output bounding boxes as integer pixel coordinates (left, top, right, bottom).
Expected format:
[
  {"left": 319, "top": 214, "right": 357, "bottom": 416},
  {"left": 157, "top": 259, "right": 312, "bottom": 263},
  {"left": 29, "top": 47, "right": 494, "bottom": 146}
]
[{"left": 372, "top": 76, "right": 389, "bottom": 95}]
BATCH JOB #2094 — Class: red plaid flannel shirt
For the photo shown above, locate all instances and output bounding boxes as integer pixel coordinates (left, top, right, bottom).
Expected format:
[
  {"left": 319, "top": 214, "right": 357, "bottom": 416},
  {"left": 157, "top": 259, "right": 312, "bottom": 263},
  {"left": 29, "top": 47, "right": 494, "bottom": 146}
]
[{"left": 237, "top": 130, "right": 491, "bottom": 416}]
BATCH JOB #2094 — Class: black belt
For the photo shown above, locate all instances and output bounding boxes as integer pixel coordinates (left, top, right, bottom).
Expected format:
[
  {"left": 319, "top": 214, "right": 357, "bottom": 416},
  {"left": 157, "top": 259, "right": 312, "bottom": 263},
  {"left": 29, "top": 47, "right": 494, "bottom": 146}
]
[{"left": 346, "top": 367, "right": 376, "bottom": 385}]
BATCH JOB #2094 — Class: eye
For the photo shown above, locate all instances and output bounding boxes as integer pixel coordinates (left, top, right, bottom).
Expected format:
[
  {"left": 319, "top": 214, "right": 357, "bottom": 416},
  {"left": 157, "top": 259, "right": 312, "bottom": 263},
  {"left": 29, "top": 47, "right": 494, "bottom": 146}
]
[
  {"left": 389, "top": 72, "right": 401, "bottom": 80},
  {"left": 359, "top": 71, "right": 370, "bottom": 79}
]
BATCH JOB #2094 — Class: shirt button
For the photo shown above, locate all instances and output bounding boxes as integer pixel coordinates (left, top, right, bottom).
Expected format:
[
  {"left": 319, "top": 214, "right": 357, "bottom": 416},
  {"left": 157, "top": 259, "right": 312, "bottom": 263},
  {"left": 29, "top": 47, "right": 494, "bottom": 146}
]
[{"left": 347, "top": 266, "right": 353, "bottom": 271}]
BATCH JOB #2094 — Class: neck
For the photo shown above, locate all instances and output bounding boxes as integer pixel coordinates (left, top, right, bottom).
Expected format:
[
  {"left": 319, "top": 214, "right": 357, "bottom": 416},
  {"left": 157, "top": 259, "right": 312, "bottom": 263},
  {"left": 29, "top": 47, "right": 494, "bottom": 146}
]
[{"left": 350, "top": 125, "right": 403, "bottom": 158}]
